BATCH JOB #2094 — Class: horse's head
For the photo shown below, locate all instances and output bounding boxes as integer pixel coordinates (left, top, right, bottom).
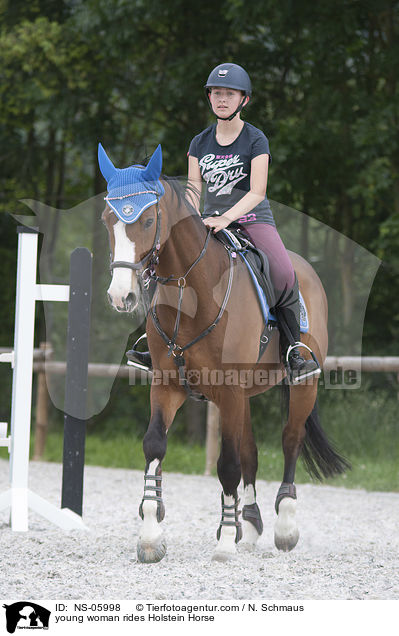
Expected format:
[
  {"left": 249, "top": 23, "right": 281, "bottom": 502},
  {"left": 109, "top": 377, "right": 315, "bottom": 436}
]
[{"left": 99, "top": 143, "right": 164, "bottom": 312}]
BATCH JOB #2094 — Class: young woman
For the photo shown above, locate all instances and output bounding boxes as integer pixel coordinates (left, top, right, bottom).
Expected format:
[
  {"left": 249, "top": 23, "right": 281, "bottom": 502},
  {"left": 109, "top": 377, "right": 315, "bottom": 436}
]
[
  {"left": 186, "top": 62, "right": 319, "bottom": 382},
  {"left": 128, "top": 62, "right": 319, "bottom": 383}
]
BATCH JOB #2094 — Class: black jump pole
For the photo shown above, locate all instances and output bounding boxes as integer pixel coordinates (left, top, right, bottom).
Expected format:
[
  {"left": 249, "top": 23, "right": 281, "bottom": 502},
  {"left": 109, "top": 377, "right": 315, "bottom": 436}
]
[{"left": 61, "top": 247, "right": 92, "bottom": 517}]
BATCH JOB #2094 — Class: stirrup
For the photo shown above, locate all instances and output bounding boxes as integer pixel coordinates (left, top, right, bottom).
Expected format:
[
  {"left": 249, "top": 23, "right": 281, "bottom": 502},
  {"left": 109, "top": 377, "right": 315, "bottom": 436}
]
[
  {"left": 126, "top": 334, "right": 152, "bottom": 371},
  {"left": 285, "top": 342, "right": 321, "bottom": 385}
]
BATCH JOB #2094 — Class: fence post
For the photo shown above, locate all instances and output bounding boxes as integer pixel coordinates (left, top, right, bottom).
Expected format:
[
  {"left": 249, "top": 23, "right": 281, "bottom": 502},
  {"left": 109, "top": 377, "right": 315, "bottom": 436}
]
[
  {"left": 33, "top": 342, "right": 51, "bottom": 461},
  {"left": 61, "top": 248, "right": 92, "bottom": 517}
]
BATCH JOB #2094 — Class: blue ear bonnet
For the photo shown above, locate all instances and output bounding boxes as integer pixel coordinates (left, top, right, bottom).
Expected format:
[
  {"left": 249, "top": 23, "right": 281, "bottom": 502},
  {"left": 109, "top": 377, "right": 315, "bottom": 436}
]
[{"left": 98, "top": 143, "right": 165, "bottom": 223}]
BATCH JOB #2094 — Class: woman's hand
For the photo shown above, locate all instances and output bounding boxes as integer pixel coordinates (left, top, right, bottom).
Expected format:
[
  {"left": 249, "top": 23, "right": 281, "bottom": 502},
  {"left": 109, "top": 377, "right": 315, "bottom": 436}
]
[{"left": 203, "top": 214, "right": 231, "bottom": 233}]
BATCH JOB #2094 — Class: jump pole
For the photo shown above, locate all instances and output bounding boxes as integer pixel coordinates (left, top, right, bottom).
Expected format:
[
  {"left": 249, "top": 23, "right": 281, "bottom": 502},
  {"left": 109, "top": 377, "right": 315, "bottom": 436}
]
[{"left": 0, "top": 226, "right": 89, "bottom": 531}]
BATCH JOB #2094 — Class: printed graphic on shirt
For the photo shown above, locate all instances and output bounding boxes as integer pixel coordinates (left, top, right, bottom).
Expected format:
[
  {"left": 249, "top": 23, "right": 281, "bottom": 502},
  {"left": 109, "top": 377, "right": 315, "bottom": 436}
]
[{"left": 199, "top": 153, "right": 247, "bottom": 196}]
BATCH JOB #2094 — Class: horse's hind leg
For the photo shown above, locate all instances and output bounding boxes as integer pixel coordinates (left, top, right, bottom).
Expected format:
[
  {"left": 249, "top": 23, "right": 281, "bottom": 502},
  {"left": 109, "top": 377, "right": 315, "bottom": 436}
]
[
  {"left": 274, "top": 382, "right": 317, "bottom": 552},
  {"left": 212, "top": 393, "right": 245, "bottom": 562},
  {"left": 275, "top": 375, "right": 350, "bottom": 552},
  {"left": 137, "top": 384, "right": 185, "bottom": 564},
  {"left": 240, "top": 398, "right": 263, "bottom": 550}
]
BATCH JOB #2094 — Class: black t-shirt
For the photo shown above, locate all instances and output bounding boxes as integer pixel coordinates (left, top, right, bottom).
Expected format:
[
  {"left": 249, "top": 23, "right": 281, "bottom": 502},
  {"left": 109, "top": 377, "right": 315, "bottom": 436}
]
[{"left": 188, "top": 122, "right": 275, "bottom": 226}]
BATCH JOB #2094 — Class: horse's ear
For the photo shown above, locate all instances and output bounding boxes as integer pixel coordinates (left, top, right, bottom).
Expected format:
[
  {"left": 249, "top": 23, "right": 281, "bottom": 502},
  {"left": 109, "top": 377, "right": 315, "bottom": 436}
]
[
  {"left": 143, "top": 144, "right": 162, "bottom": 182},
  {"left": 98, "top": 143, "right": 117, "bottom": 183}
]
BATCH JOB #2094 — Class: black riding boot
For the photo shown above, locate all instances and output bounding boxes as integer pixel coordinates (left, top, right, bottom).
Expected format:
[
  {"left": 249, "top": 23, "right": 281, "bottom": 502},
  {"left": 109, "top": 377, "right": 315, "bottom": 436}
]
[
  {"left": 126, "top": 334, "right": 152, "bottom": 370},
  {"left": 275, "top": 279, "right": 320, "bottom": 384},
  {"left": 126, "top": 280, "right": 156, "bottom": 371}
]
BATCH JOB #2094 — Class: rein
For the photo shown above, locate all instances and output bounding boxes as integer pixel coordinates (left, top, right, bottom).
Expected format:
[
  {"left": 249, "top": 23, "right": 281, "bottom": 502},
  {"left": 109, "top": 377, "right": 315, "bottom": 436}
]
[
  {"left": 109, "top": 195, "right": 235, "bottom": 399},
  {"left": 149, "top": 228, "right": 212, "bottom": 352},
  {"left": 149, "top": 229, "right": 234, "bottom": 399}
]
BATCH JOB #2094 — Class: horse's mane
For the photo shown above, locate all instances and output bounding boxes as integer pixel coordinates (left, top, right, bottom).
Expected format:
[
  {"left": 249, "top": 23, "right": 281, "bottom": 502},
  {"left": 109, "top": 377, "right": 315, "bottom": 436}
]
[
  {"left": 161, "top": 174, "right": 201, "bottom": 218},
  {"left": 127, "top": 152, "right": 201, "bottom": 217}
]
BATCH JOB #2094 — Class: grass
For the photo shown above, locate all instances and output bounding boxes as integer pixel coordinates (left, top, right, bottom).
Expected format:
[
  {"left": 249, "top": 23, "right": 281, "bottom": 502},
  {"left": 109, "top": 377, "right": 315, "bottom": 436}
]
[
  {"left": 2, "top": 429, "right": 396, "bottom": 493},
  {"left": 1, "top": 387, "right": 398, "bottom": 493},
  {"left": 39, "top": 431, "right": 207, "bottom": 475},
  {"left": 255, "top": 446, "right": 399, "bottom": 492}
]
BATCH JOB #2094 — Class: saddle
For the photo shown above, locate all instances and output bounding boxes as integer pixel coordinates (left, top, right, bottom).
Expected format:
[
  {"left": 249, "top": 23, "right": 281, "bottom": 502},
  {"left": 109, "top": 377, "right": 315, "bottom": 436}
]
[{"left": 216, "top": 228, "right": 309, "bottom": 360}]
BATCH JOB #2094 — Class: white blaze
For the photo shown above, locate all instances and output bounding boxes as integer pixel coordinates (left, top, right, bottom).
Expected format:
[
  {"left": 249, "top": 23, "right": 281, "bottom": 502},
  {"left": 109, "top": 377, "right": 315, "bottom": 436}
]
[{"left": 107, "top": 221, "right": 138, "bottom": 309}]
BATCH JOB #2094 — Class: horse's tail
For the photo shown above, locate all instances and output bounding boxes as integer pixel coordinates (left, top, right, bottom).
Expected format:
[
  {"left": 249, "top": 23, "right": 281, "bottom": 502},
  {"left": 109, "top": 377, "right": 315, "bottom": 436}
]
[
  {"left": 281, "top": 382, "right": 351, "bottom": 480},
  {"left": 302, "top": 400, "right": 351, "bottom": 480}
]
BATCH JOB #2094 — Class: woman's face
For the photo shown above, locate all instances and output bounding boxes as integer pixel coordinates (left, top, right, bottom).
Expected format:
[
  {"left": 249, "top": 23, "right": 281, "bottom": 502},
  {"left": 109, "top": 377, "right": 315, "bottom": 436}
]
[{"left": 209, "top": 87, "right": 245, "bottom": 119}]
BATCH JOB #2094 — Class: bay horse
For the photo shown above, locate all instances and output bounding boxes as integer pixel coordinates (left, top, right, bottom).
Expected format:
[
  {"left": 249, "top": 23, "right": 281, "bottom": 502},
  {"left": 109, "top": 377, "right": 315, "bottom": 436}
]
[{"left": 99, "top": 143, "right": 349, "bottom": 563}]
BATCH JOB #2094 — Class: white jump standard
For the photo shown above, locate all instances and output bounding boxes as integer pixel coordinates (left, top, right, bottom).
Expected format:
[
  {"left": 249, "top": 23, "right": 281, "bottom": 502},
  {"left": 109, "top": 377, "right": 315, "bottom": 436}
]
[{"left": 0, "top": 226, "right": 90, "bottom": 531}]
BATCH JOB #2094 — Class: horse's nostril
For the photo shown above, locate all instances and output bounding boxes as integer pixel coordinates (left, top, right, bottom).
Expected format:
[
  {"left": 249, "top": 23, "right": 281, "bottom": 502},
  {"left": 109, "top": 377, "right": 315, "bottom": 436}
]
[
  {"left": 107, "top": 292, "right": 113, "bottom": 305},
  {"left": 125, "top": 292, "right": 137, "bottom": 309}
]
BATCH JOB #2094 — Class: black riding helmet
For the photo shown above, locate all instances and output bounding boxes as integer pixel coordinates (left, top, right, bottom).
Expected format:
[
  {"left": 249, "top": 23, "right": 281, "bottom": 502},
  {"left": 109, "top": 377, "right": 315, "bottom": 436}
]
[{"left": 205, "top": 63, "right": 252, "bottom": 121}]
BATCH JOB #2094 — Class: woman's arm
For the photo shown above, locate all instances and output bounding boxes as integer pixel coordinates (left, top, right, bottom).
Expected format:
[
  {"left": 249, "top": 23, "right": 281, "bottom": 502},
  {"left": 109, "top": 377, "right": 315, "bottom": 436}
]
[
  {"left": 204, "top": 153, "right": 269, "bottom": 232},
  {"left": 187, "top": 155, "right": 202, "bottom": 214}
]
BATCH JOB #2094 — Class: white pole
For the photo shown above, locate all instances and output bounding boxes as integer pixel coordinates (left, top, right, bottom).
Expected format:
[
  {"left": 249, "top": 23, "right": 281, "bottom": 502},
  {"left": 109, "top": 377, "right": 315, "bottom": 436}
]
[
  {"left": 0, "top": 227, "right": 87, "bottom": 532},
  {"left": 9, "top": 230, "right": 38, "bottom": 531}
]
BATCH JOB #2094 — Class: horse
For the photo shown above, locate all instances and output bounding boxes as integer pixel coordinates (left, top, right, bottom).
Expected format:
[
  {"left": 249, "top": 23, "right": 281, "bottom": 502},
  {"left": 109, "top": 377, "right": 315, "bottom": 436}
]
[{"left": 99, "top": 143, "right": 349, "bottom": 563}]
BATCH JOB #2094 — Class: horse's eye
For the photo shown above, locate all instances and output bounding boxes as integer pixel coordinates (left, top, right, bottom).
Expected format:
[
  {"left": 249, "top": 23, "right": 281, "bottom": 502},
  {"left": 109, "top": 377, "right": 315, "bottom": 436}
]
[{"left": 144, "top": 218, "right": 154, "bottom": 229}]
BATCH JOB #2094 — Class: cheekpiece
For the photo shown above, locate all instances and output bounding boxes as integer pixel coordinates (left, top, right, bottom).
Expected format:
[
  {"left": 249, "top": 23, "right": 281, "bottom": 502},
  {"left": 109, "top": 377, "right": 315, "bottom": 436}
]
[{"left": 98, "top": 143, "right": 165, "bottom": 224}]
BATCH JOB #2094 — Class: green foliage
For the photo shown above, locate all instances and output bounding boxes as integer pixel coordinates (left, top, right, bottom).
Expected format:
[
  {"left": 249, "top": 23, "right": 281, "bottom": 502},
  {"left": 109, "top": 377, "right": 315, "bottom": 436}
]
[
  {"left": 1, "top": 0, "right": 398, "bottom": 347},
  {"left": 2, "top": 383, "right": 396, "bottom": 492},
  {"left": 0, "top": 382, "right": 397, "bottom": 490},
  {"left": 0, "top": 1, "right": 398, "bottom": 468}
]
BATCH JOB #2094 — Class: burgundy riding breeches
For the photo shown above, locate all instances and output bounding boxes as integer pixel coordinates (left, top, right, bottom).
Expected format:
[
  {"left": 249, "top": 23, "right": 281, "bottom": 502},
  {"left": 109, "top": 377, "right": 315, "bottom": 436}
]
[{"left": 240, "top": 222, "right": 296, "bottom": 293}]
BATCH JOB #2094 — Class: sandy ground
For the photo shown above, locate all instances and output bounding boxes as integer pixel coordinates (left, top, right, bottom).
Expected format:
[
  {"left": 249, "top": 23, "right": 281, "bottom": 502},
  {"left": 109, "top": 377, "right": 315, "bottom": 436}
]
[{"left": 0, "top": 458, "right": 398, "bottom": 600}]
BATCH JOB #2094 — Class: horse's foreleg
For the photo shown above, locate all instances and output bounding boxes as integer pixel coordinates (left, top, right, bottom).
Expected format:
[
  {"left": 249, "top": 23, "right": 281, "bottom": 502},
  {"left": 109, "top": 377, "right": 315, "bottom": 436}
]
[
  {"left": 240, "top": 398, "right": 263, "bottom": 550},
  {"left": 274, "top": 383, "right": 317, "bottom": 552},
  {"left": 137, "top": 385, "right": 185, "bottom": 563},
  {"left": 137, "top": 410, "right": 167, "bottom": 564},
  {"left": 212, "top": 395, "right": 244, "bottom": 562}
]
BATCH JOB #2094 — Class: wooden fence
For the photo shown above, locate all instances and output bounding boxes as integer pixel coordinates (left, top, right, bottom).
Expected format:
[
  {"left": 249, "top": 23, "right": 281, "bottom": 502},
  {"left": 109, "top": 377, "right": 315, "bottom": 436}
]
[{"left": 1, "top": 345, "right": 398, "bottom": 469}]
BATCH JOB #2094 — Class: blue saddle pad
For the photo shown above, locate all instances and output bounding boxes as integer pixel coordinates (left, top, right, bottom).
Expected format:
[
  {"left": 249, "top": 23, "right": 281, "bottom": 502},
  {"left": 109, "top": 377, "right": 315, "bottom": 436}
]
[
  {"left": 240, "top": 253, "right": 309, "bottom": 332},
  {"left": 220, "top": 231, "right": 309, "bottom": 333}
]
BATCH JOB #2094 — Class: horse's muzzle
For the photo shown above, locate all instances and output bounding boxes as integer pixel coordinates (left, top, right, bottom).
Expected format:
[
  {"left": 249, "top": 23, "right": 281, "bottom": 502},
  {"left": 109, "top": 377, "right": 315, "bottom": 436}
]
[{"left": 108, "top": 291, "right": 137, "bottom": 312}]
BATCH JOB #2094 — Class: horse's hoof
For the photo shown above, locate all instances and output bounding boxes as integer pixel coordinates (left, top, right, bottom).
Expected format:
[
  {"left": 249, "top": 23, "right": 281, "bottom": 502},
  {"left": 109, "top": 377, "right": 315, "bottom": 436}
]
[
  {"left": 274, "top": 529, "right": 299, "bottom": 552},
  {"left": 213, "top": 524, "right": 238, "bottom": 562},
  {"left": 240, "top": 520, "right": 261, "bottom": 550},
  {"left": 274, "top": 497, "right": 299, "bottom": 552},
  {"left": 137, "top": 536, "right": 167, "bottom": 563}
]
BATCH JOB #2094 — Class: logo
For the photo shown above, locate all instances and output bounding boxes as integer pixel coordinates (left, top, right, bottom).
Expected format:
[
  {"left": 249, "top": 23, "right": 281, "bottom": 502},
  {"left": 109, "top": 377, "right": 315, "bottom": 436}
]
[
  {"left": 218, "top": 69, "right": 228, "bottom": 77},
  {"left": 122, "top": 204, "right": 134, "bottom": 216},
  {"left": 3, "top": 603, "right": 51, "bottom": 633},
  {"left": 186, "top": 369, "right": 201, "bottom": 385},
  {"left": 199, "top": 153, "right": 247, "bottom": 195}
]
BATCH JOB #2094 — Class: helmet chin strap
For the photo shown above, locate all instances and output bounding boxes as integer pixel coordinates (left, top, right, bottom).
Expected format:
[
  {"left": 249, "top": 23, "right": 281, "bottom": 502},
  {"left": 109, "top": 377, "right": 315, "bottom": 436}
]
[{"left": 206, "top": 93, "right": 248, "bottom": 121}]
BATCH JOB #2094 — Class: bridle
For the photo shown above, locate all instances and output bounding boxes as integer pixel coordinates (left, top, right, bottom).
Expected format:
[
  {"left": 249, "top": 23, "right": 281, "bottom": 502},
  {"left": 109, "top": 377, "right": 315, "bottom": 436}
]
[{"left": 107, "top": 190, "right": 234, "bottom": 399}]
